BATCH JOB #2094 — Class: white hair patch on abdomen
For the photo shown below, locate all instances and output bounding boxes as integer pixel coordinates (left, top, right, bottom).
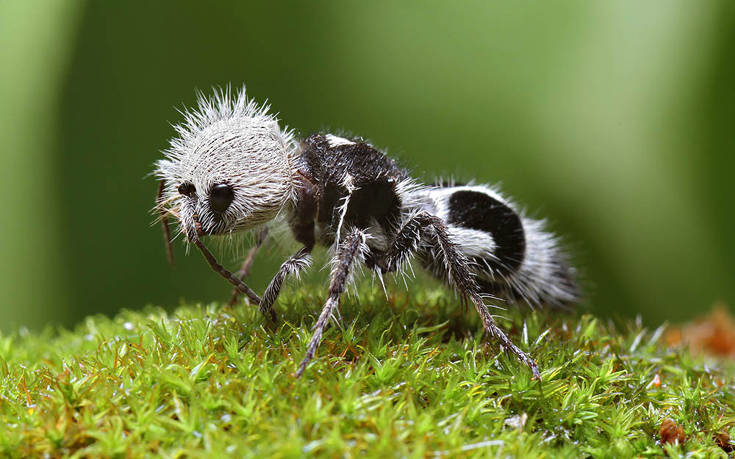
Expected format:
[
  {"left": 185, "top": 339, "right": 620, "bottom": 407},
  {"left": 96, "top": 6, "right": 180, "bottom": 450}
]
[{"left": 325, "top": 134, "right": 355, "bottom": 147}]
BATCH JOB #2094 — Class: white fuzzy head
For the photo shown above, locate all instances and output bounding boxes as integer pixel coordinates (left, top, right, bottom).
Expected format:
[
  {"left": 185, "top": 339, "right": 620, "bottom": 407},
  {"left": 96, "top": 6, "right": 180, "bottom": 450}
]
[{"left": 155, "top": 87, "right": 298, "bottom": 239}]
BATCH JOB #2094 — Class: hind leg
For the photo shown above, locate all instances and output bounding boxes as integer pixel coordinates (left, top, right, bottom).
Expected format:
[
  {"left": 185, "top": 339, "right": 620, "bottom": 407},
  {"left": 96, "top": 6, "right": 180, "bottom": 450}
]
[{"left": 380, "top": 212, "right": 540, "bottom": 379}]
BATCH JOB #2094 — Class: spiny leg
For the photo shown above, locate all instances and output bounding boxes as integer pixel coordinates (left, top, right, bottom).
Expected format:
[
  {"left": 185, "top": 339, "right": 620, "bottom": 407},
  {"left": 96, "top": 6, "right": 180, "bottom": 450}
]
[
  {"left": 259, "top": 247, "right": 313, "bottom": 322},
  {"left": 296, "top": 228, "right": 367, "bottom": 378},
  {"left": 192, "top": 236, "right": 263, "bottom": 307},
  {"left": 383, "top": 212, "right": 540, "bottom": 379},
  {"left": 156, "top": 180, "right": 175, "bottom": 266},
  {"left": 228, "top": 227, "right": 269, "bottom": 306}
]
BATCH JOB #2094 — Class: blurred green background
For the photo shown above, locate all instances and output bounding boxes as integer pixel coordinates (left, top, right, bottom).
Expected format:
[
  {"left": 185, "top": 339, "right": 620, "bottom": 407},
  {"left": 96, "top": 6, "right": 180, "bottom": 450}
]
[{"left": 1, "top": 1, "right": 733, "bottom": 331}]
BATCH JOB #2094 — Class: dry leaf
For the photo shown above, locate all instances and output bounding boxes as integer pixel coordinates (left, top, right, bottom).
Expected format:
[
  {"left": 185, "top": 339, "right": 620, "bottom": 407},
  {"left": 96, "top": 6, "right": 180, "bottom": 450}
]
[
  {"left": 714, "top": 431, "right": 734, "bottom": 453},
  {"left": 664, "top": 305, "right": 735, "bottom": 359},
  {"left": 660, "top": 418, "right": 685, "bottom": 445}
]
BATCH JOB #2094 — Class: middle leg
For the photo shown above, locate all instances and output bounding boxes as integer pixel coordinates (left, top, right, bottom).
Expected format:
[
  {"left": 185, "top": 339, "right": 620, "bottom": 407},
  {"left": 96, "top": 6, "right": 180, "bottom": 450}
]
[
  {"left": 258, "top": 247, "right": 313, "bottom": 323},
  {"left": 296, "top": 228, "right": 367, "bottom": 377}
]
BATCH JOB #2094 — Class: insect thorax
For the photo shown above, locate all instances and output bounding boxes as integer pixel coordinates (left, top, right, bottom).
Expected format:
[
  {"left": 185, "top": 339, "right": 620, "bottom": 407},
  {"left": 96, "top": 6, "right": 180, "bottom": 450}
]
[{"left": 288, "top": 134, "right": 410, "bottom": 250}]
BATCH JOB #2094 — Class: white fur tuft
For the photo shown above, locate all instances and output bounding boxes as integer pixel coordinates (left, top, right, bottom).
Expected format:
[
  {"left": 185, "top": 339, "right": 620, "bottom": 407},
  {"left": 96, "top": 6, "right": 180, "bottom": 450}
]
[{"left": 325, "top": 134, "right": 355, "bottom": 147}]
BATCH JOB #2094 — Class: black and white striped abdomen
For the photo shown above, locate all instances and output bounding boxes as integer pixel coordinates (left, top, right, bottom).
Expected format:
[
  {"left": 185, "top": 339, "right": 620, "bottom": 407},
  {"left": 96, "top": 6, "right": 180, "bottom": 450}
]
[{"left": 421, "top": 185, "right": 579, "bottom": 307}]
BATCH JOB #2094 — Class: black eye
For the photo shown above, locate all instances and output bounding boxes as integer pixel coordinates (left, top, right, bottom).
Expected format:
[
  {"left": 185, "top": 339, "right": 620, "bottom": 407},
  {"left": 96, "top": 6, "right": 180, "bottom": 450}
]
[
  {"left": 178, "top": 182, "right": 195, "bottom": 197},
  {"left": 209, "top": 183, "right": 234, "bottom": 214}
]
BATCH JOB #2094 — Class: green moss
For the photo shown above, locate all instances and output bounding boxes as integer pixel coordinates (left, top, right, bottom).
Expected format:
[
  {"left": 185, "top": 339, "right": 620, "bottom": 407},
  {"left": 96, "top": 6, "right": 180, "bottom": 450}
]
[{"left": 0, "top": 287, "right": 733, "bottom": 457}]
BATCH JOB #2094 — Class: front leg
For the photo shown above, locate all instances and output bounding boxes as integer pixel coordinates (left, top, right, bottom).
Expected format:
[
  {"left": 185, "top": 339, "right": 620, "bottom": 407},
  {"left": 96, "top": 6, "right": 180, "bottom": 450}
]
[
  {"left": 381, "top": 212, "right": 540, "bottom": 379},
  {"left": 228, "top": 227, "right": 269, "bottom": 306},
  {"left": 192, "top": 237, "right": 262, "bottom": 306},
  {"left": 296, "top": 228, "right": 367, "bottom": 377},
  {"left": 259, "top": 247, "right": 313, "bottom": 322}
]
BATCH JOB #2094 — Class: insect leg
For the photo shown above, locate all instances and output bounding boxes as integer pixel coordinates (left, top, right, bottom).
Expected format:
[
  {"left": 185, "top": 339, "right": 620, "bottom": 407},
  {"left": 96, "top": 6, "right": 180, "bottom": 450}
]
[
  {"left": 259, "top": 247, "right": 313, "bottom": 322},
  {"left": 192, "top": 236, "right": 263, "bottom": 306},
  {"left": 156, "top": 180, "right": 175, "bottom": 266},
  {"left": 228, "top": 227, "right": 269, "bottom": 306},
  {"left": 296, "top": 228, "right": 367, "bottom": 378},
  {"left": 384, "top": 212, "right": 540, "bottom": 379}
]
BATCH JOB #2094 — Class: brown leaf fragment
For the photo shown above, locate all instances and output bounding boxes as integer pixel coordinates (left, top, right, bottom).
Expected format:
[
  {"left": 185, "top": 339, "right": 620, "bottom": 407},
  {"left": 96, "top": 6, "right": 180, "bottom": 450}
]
[
  {"left": 714, "top": 431, "right": 734, "bottom": 453},
  {"left": 665, "top": 305, "right": 735, "bottom": 359},
  {"left": 660, "top": 418, "right": 685, "bottom": 446}
]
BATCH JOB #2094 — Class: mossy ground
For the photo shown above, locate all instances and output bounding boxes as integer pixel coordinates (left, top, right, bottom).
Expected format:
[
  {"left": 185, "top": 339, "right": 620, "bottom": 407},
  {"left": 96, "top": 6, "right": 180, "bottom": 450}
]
[{"left": 0, "top": 287, "right": 733, "bottom": 457}]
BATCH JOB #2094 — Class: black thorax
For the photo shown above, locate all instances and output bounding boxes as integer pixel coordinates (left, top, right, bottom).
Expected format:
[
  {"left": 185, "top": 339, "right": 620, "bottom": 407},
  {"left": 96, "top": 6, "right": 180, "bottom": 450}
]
[{"left": 289, "top": 134, "right": 408, "bottom": 249}]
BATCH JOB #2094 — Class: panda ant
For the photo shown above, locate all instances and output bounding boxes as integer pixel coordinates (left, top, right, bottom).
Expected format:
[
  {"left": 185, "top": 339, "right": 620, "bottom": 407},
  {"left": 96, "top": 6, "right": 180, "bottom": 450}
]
[{"left": 154, "top": 87, "right": 579, "bottom": 378}]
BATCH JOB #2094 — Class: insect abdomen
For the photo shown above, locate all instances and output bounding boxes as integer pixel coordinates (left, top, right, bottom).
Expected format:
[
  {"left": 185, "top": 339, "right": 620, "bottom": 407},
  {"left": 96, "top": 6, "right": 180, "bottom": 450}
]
[
  {"left": 446, "top": 189, "right": 526, "bottom": 275},
  {"left": 423, "top": 185, "right": 579, "bottom": 307}
]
